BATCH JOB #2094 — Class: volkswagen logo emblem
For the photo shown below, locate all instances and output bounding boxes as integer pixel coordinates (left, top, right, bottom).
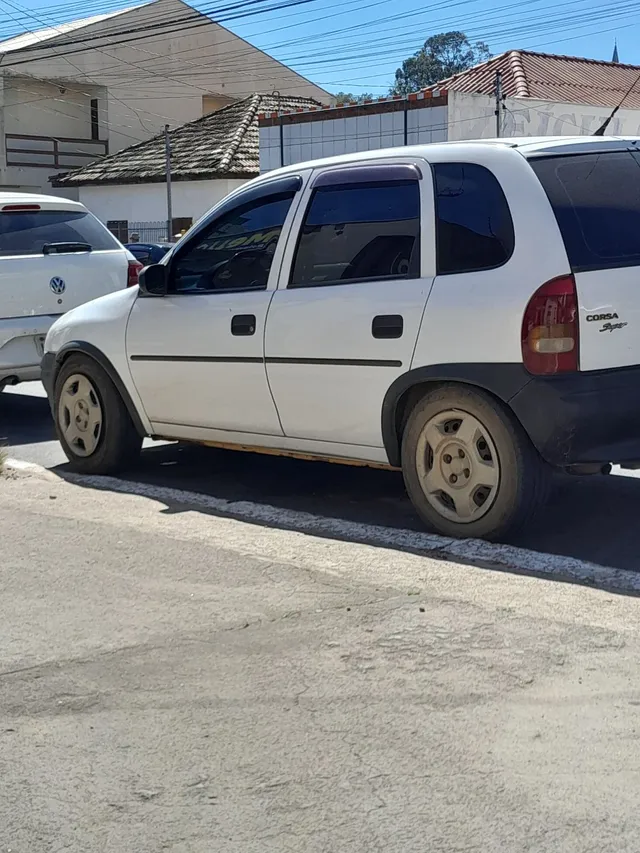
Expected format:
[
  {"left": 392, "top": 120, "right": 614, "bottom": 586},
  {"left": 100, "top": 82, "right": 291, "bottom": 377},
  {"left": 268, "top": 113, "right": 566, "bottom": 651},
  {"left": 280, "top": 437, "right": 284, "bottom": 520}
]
[{"left": 50, "top": 277, "right": 66, "bottom": 294}]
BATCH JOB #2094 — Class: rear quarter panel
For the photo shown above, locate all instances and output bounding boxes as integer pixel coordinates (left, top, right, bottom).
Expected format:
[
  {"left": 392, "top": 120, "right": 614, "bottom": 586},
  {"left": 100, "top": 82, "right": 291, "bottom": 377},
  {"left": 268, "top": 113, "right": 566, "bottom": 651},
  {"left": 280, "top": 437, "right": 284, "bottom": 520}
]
[{"left": 411, "top": 145, "right": 570, "bottom": 371}]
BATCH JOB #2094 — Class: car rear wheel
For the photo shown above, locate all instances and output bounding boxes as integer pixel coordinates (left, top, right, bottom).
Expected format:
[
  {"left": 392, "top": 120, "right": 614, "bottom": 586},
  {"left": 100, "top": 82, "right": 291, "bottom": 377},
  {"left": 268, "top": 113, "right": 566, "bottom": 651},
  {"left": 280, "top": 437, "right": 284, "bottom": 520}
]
[
  {"left": 55, "top": 355, "right": 142, "bottom": 474},
  {"left": 401, "top": 384, "right": 549, "bottom": 541}
]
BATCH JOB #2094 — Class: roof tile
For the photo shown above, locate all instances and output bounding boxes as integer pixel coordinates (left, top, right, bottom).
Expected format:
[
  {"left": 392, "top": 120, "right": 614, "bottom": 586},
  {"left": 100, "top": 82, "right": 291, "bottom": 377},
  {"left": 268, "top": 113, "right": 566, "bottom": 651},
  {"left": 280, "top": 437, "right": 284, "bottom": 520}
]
[
  {"left": 55, "top": 92, "right": 323, "bottom": 186},
  {"left": 425, "top": 49, "right": 640, "bottom": 109}
]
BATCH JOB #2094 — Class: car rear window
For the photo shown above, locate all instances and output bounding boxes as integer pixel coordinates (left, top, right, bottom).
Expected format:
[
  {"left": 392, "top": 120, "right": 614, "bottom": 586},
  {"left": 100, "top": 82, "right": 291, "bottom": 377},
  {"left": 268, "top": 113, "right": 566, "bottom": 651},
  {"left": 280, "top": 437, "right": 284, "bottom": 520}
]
[
  {"left": 0, "top": 209, "right": 120, "bottom": 256},
  {"left": 530, "top": 150, "right": 640, "bottom": 272}
]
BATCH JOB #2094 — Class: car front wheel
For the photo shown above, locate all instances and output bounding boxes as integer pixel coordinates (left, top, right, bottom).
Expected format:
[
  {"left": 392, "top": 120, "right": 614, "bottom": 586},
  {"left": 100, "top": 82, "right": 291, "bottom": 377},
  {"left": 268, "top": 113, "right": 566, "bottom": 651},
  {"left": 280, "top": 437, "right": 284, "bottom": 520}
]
[
  {"left": 401, "top": 384, "right": 549, "bottom": 541},
  {"left": 54, "top": 354, "right": 142, "bottom": 475}
]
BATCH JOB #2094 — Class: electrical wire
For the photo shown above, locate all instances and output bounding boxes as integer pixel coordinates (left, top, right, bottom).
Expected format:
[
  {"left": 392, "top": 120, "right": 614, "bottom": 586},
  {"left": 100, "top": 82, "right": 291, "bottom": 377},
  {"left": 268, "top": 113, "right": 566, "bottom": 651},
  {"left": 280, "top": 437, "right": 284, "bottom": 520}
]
[{"left": 46, "top": 0, "right": 636, "bottom": 90}]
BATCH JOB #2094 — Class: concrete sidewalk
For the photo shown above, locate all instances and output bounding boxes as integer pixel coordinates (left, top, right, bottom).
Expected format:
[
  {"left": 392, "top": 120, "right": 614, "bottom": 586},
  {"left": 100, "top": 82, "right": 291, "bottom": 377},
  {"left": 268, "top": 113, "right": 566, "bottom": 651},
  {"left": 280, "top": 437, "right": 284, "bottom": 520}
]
[{"left": 1, "top": 469, "right": 640, "bottom": 853}]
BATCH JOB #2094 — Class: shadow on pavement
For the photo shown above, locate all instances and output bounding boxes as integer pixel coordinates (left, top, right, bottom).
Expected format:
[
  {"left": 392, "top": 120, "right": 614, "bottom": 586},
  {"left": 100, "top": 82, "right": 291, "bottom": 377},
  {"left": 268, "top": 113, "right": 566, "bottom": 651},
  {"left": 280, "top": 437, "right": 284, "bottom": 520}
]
[
  {"left": 6, "top": 386, "right": 640, "bottom": 576},
  {"left": 56, "top": 441, "right": 640, "bottom": 575},
  {"left": 0, "top": 389, "right": 54, "bottom": 447}
]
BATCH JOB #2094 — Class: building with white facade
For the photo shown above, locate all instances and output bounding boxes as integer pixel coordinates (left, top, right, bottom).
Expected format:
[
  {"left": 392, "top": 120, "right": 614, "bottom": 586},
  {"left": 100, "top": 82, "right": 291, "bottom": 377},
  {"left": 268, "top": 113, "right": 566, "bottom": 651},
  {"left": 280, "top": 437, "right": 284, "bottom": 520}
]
[{"left": 0, "top": 0, "right": 329, "bottom": 196}]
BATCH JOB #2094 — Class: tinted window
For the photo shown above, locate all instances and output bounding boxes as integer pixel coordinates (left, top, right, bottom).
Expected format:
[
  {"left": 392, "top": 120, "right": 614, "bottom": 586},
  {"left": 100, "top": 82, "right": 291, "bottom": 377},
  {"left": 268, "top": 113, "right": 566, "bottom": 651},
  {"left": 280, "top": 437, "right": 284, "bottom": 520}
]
[
  {"left": 171, "top": 192, "right": 294, "bottom": 294},
  {"left": 530, "top": 151, "right": 640, "bottom": 272},
  {"left": 0, "top": 210, "right": 120, "bottom": 256},
  {"left": 290, "top": 181, "right": 420, "bottom": 288},
  {"left": 433, "top": 163, "right": 514, "bottom": 274}
]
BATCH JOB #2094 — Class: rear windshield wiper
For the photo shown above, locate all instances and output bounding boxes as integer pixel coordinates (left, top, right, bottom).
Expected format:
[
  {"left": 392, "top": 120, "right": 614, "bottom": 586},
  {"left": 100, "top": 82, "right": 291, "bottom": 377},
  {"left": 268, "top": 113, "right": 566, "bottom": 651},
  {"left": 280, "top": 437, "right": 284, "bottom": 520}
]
[{"left": 43, "top": 242, "right": 92, "bottom": 254}]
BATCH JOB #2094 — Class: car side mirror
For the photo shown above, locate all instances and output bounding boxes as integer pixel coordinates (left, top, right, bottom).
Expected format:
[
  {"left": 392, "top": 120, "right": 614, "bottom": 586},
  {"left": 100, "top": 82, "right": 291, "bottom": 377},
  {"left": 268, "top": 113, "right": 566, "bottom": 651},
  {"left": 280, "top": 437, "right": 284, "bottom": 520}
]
[{"left": 138, "top": 263, "right": 168, "bottom": 297}]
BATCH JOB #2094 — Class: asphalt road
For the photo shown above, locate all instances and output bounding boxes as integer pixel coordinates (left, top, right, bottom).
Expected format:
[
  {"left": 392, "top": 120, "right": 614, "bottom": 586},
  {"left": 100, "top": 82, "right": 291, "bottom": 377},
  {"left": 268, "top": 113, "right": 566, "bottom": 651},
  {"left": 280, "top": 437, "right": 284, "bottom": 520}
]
[
  {"left": 4, "top": 470, "right": 640, "bottom": 853},
  {"left": 4, "top": 382, "right": 640, "bottom": 571}
]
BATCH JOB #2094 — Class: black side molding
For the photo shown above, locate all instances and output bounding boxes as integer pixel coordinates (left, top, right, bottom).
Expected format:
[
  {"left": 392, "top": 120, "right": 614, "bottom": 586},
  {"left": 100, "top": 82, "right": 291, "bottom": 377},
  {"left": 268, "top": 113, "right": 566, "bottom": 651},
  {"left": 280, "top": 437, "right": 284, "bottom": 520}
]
[
  {"left": 381, "top": 363, "right": 532, "bottom": 467},
  {"left": 52, "top": 341, "right": 148, "bottom": 438}
]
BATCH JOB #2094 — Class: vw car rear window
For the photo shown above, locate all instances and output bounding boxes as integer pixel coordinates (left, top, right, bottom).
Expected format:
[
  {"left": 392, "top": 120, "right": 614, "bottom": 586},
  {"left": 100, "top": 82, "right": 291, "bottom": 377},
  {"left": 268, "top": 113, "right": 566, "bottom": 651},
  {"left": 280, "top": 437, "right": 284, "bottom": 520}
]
[
  {"left": 530, "top": 150, "right": 640, "bottom": 272},
  {"left": 0, "top": 210, "right": 120, "bottom": 256},
  {"left": 290, "top": 181, "right": 420, "bottom": 288},
  {"left": 432, "top": 162, "right": 515, "bottom": 275}
]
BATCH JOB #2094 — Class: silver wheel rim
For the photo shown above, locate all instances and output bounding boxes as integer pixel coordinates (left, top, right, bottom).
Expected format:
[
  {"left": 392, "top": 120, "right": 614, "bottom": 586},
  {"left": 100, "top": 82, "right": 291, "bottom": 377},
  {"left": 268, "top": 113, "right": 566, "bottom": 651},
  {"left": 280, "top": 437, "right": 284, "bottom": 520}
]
[
  {"left": 58, "top": 373, "right": 103, "bottom": 458},
  {"left": 415, "top": 408, "right": 500, "bottom": 525}
]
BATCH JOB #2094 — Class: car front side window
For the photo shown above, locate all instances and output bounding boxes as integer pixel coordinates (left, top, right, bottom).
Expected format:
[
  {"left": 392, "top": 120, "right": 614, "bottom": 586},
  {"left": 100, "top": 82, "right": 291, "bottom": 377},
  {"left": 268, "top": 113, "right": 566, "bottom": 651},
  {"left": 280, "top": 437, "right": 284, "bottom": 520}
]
[{"left": 170, "top": 191, "right": 296, "bottom": 295}]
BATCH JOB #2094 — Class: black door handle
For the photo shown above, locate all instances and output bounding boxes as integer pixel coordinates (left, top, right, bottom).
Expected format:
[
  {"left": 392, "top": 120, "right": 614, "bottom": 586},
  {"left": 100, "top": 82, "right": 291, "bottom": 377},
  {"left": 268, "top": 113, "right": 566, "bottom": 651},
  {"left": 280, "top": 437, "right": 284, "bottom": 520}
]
[
  {"left": 231, "top": 314, "right": 256, "bottom": 336},
  {"left": 372, "top": 314, "right": 403, "bottom": 339}
]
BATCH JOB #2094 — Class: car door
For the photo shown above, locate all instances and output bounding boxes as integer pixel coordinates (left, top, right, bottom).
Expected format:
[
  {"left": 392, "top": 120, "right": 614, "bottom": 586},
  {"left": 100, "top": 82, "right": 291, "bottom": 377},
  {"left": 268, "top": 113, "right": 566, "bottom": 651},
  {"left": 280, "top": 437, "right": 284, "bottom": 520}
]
[
  {"left": 125, "top": 175, "right": 304, "bottom": 436},
  {"left": 264, "top": 161, "right": 435, "bottom": 450}
]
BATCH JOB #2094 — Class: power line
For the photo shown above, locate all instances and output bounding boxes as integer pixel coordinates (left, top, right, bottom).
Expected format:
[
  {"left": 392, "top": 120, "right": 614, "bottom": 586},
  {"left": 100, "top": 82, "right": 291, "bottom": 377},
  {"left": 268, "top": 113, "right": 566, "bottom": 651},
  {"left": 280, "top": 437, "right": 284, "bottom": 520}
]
[
  {"left": 42, "top": 0, "right": 635, "bottom": 91},
  {"left": 0, "top": 0, "right": 326, "bottom": 65}
]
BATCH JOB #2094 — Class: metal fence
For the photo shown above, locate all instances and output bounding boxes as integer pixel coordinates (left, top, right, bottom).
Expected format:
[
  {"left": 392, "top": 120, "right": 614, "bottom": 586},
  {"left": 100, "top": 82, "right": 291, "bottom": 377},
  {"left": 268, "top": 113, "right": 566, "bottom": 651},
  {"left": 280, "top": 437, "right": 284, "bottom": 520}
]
[
  {"left": 127, "top": 221, "right": 170, "bottom": 243},
  {"left": 107, "top": 219, "right": 169, "bottom": 243}
]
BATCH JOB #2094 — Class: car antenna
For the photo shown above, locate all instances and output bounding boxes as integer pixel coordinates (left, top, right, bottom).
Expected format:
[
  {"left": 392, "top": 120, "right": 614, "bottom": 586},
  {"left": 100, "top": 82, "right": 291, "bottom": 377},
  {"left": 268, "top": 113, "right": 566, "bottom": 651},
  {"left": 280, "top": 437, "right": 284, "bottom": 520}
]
[{"left": 594, "top": 69, "right": 640, "bottom": 135}]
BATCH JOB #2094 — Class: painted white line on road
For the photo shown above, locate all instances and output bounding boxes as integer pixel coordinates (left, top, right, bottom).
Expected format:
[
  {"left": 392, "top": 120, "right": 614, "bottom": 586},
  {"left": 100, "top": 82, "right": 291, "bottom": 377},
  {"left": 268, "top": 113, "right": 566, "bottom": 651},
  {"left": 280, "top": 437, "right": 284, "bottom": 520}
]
[{"left": 7, "top": 457, "right": 638, "bottom": 593}]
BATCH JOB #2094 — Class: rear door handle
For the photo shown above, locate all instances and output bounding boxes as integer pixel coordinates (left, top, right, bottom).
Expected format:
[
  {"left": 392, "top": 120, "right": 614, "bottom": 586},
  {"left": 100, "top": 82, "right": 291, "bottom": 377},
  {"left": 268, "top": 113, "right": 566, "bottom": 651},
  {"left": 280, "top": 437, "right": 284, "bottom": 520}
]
[
  {"left": 231, "top": 314, "right": 256, "bottom": 336},
  {"left": 372, "top": 314, "right": 403, "bottom": 339}
]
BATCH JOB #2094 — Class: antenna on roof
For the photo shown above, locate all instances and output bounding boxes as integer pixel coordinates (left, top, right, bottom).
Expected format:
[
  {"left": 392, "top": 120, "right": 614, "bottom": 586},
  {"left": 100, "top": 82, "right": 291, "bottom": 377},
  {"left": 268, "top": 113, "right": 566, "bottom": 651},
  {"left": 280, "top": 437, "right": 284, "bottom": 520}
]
[{"left": 593, "top": 68, "right": 640, "bottom": 135}]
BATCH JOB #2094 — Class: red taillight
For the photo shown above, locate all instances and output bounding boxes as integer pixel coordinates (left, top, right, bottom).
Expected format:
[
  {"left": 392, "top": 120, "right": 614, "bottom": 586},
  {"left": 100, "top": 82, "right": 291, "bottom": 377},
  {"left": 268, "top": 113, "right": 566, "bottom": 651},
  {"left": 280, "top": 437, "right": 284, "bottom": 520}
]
[
  {"left": 2, "top": 204, "right": 40, "bottom": 211},
  {"left": 127, "top": 259, "right": 143, "bottom": 288},
  {"left": 521, "top": 274, "right": 579, "bottom": 375}
]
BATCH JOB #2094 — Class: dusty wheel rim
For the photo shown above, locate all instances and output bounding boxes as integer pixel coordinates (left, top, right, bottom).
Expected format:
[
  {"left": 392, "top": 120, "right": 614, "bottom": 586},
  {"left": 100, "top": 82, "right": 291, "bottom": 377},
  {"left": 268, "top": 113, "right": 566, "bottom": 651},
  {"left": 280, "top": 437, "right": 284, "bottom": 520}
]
[
  {"left": 58, "top": 373, "right": 103, "bottom": 458},
  {"left": 415, "top": 408, "right": 500, "bottom": 525}
]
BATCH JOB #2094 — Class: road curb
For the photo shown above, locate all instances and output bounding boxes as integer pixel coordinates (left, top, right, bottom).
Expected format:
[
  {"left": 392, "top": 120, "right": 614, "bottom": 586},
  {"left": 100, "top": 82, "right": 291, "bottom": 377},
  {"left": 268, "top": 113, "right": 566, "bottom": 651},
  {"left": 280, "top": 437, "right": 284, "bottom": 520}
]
[{"left": 6, "top": 456, "right": 640, "bottom": 595}]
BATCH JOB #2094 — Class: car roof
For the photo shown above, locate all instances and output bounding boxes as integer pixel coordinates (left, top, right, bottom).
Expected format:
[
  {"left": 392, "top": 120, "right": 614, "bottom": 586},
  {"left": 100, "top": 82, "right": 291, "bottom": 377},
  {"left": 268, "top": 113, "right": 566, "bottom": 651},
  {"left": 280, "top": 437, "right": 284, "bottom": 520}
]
[
  {"left": 255, "top": 135, "right": 640, "bottom": 183},
  {"left": 0, "top": 191, "right": 86, "bottom": 210}
]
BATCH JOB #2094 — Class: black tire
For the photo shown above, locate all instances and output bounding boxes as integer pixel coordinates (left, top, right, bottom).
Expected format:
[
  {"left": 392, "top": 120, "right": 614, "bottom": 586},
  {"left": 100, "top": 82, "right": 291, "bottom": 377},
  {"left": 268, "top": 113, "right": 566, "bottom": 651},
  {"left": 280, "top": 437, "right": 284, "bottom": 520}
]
[
  {"left": 54, "top": 354, "right": 142, "bottom": 475},
  {"left": 401, "top": 383, "right": 550, "bottom": 541}
]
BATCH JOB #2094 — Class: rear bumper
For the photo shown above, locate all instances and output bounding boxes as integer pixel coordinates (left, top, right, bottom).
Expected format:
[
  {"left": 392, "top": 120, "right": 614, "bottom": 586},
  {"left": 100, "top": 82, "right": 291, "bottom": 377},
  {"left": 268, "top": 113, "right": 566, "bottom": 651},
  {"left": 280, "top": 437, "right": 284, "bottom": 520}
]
[
  {"left": 0, "top": 315, "right": 58, "bottom": 386},
  {"left": 510, "top": 365, "right": 640, "bottom": 467}
]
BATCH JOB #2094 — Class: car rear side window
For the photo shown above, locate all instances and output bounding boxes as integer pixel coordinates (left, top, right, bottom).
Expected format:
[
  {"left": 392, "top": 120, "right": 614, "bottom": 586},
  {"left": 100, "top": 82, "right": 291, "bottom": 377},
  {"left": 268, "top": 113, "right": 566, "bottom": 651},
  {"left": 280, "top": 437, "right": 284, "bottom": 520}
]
[
  {"left": 530, "top": 150, "right": 640, "bottom": 272},
  {"left": 433, "top": 162, "right": 515, "bottom": 275},
  {"left": 0, "top": 209, "right": 120, "bottom": 256},
  {"left": 290, "top": 181, "right": 420, "bottom": 288}
]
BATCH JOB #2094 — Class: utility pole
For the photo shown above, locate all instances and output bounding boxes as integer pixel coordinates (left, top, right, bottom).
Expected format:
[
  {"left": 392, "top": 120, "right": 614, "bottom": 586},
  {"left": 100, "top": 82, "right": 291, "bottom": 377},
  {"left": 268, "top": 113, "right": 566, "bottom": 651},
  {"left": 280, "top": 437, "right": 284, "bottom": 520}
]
[
  {"left": 495, "top": 71, "right": 503, "bottom": 138},
  {"left": 164, "top": 124, "right": 173, "bottom": 241}
]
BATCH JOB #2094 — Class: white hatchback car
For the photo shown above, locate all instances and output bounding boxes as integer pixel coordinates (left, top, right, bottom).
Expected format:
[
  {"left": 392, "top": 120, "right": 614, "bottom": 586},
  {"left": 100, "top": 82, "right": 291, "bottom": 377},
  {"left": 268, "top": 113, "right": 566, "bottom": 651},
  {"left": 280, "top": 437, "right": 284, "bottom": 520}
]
[
  {"left": 42, "top": 137, "right": 640, "bottom": 540},
  {"left": 0, "top": 192, "right": 141, "bottom": 390}
]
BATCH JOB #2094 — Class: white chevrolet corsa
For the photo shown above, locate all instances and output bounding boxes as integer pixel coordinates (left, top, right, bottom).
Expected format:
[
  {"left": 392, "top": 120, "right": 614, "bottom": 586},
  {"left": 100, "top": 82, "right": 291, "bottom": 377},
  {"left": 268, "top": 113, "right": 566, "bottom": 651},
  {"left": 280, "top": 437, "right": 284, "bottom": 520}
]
[
  {"left": 42, "top": 137, "right": 640, "bottom": 540},
  {"left": 0, "top": 192, "right": 141, "bottom": 390}
]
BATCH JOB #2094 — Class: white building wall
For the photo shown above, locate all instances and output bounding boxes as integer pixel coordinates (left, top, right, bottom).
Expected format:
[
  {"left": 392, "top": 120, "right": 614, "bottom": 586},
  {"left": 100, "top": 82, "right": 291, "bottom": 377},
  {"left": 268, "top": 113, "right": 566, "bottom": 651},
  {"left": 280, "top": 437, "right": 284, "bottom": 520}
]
[
  {"left": 0, "top": 74, "right": 105, "bottom": 195},
  {"left": 79, "top": 178, "right": 247, "bottom": 226},
  {"left": 5, "top": 0, "right": 330, "bottom": 156},
  {"left": 448, "top": 90, "right": 640, "bottom": 140},
  {"left": 260, "top": 104, "right": 448, "bottom": 172}
]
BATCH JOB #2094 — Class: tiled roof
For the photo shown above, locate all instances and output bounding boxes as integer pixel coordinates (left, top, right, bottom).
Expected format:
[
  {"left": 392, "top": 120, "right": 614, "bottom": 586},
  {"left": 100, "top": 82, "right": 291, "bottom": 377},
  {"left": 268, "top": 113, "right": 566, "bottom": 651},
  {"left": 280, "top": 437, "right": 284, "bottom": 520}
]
[
  {"left": 425, "top": 50, "right": 640, "bottom": 109},
  {"left": 54, "top": 93, "right": 323, "bottom": 187}
]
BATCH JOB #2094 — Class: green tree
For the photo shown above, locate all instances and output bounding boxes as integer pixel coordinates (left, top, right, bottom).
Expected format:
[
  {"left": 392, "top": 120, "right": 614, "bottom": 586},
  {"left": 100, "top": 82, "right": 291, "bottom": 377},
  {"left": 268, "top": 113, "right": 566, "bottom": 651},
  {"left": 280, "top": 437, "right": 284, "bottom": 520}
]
[
  {"left": 332, "top": 91, "right": 375, "bottom": 103},
  {"left": 391, "top": 31, "right": 491, "bottom": 96}
]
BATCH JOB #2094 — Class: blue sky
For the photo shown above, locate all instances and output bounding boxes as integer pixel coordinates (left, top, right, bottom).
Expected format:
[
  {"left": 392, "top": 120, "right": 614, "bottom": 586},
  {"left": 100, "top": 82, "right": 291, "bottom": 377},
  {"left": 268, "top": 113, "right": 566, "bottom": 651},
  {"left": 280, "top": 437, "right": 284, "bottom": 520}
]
[{"left": 1, "top": 0, "right": 634, "bottom": 95}]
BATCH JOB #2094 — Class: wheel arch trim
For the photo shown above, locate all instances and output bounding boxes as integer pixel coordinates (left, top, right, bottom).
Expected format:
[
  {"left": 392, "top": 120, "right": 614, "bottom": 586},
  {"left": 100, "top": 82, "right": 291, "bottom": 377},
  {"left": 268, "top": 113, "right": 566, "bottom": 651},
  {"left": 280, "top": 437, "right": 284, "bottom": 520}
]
[
  {"left": 53, "top": 341, "right": 148, "bottom": 438},
  {"left": 381, "top": 363, "right": 531, "bottom": 467}
]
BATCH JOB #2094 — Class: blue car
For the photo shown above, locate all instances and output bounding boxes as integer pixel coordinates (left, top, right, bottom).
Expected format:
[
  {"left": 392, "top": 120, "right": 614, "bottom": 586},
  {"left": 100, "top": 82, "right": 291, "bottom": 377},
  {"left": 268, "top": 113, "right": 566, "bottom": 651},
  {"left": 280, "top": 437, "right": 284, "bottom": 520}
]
[{"left": 125, "top": 242, "right": 174, "bottom": 265}]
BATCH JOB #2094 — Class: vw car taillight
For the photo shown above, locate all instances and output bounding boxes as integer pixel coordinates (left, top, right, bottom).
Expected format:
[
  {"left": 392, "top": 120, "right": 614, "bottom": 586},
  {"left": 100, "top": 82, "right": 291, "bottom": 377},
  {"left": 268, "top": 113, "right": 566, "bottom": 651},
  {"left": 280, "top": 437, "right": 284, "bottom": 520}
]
[
  {"left": 521, "top": 274, "right": 579, "bottom": 375},
  {"left": 127, "top": 259, "right": 144, "bottom": 288}
]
